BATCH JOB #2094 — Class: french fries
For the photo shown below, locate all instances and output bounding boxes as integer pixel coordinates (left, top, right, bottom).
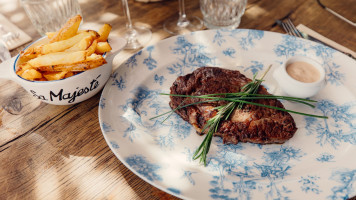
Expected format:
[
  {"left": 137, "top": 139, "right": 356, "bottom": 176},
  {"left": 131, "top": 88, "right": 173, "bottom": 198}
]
[
  {"left": 17, "top": 15, "right": 113, "bottom": 81},
  {"left": 97, "top": 24, "right": 112, "bottom": 42},
  {"left": 50, "top": 15, "right": 82, "bottom": 43},
  {"left": 95, "top": 42, "right": 112, "bottom": 54}
]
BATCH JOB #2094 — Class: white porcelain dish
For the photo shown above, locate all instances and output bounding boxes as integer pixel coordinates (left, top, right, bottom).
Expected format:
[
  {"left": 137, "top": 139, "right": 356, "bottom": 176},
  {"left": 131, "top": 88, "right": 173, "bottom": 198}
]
[
  {"left": 273, "top": 55, "right": 326, "bottom": 98},
  {"left": 99, "top": 29, "right": 356, "bottom": 200},
  {"left": 0, "top": 35, "right": 126, "bottom": 105}
]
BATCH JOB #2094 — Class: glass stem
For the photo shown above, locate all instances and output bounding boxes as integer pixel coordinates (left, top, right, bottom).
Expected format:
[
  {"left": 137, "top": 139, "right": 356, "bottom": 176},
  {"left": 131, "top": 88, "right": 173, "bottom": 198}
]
[
  {"left": 122, "top": 0, "right": 133, "bottom": 31},
  {"left": 177, "top": 0, "right": 189, "bottom": 27},
  {"left": 121, "top": 0, "right": 139, "bottom": 45}
]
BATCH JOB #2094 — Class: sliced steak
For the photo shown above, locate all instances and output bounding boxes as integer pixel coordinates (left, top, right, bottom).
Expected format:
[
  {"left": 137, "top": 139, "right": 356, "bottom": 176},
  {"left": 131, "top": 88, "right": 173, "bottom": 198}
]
[{"left": 169, "top": 67, "right": 297, "bottom": 144}]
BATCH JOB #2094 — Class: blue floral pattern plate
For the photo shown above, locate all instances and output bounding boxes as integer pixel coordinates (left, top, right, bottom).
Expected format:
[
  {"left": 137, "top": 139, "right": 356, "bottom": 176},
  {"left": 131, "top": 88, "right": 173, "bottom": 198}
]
[{"left": 98, "top": 29, "right": 356, "bottom": 200}]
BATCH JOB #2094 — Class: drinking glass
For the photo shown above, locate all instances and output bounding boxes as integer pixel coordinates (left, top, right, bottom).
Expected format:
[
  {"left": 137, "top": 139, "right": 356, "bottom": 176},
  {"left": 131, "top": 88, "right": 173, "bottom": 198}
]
[
  {"left": 200, "top": 0, "right": 247, "bottom": 29},
  {"left": 163, "top": 0, "right": 203, "bottom": 35},
  {"left": 119, "top": 0, "right": 152, "bottom": 50},
  {"left": 20, "top": 0, "right": 82, "bottom": 36}
]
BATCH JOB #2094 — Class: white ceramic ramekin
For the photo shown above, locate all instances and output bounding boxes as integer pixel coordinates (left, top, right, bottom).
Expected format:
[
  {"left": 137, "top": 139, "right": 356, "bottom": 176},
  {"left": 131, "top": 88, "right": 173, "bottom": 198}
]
[{"left": 273, "top": 56, "right": 326, "bottom": 98}]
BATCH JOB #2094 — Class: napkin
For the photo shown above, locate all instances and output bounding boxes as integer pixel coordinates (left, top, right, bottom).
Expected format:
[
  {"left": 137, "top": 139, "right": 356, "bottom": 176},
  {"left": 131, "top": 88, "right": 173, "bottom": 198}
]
[
  {"left": 296, "top": 24, "right": 356, "bottom": 59},
  {"left": 0, "top": 13, "right": 32, "bottom": 50}
]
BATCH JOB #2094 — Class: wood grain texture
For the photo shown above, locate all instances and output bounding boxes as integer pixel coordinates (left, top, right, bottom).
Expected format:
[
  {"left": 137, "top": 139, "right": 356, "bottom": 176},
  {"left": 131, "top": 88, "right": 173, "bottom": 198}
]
[{"left": 0, "top": 0, "right": 355, "bottom": 199}]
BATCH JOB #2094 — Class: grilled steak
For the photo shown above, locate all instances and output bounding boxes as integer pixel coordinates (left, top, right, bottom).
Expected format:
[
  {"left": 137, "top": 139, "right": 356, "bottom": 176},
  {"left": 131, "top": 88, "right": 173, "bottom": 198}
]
[{"left": 169, "top": 67, "right": 297, "bottom": 144}]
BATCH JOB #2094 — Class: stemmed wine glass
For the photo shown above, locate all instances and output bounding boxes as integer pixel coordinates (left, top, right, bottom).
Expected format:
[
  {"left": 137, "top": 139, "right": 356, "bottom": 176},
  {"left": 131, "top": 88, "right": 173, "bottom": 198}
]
[
  {"left": 163, "top": 0, "right": 203, "bottom": 35},
  {"left": 119, "top": 0, "right": 152, "bottom": 49}
]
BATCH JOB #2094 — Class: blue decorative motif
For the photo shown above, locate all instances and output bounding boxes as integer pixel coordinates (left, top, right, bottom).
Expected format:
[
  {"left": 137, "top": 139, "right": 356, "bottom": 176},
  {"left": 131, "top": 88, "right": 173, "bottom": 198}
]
[
  {"left": 254, "top": 146, "right": 303, "bottom": 199},
  {"left": 328, "top": 169, "right": 356, "bottom": 200},
  {"left": 120, "top": 86, "right": 192, "bottom": 147},
  {"left": 311, "top": 44, "right": 336, "bottom": 61},
  {"left": 316, "top": 153, "right": 335, "bottom": 162},
  {"left": 154, "top": 74, "right": 166, "bottom": 85},
  {"left": 101, "top": 121, "right": 114, "bottom": 133},
  {"left": 125, "top": 50, "right": 142, "bottom": 68},
  {"left": 222, "top": 48, "right": 236, "bottom": 58},
  {"left": 299, "top": 175, "right": 321, "bottom": 194},
  {"left": 123, "top": 123, "right": 137, "bottom": 142},
  {"left": 183, "top": 170, "right": 196, "bottom": 185},
  {"left": 305, "top": 99, "right": 356, "bottom": 148},
  {"left": 243, "top": 61, "right": 264, "bottom": 75},
  {"left": 111, "top": 71, "right": 126, "bottom": 91},
  {"left": 168, "top": 187, "right": 181, "bottom": 195},
  {"left": 239, "top": 30, "right": 264, "bottom": 50},
  {"left": 213, "top": 30, "right": 226, "bottom": 46},
  {"left": 274, "top": 35, "right": 306, "bottom": 57},
  {"left": 143, "top": 46, "right": 157, "bottom": 70},
  {"left": 167, "top": 36, "right": 215, "bottom": 76},
  {"left": 125, "top": 155, "right": 162, "bottom": 182},
  {"left": 154, "top": 114, "right": 192, "bottom": 149},
  {"left": 110, "top": 141, "right": 119, "bottom": 149},
  {"left": 325, "top": 62, "right": 345, "bottom": 86},
  {"left": 206, "top": 144, "right": 304, "bottom": 200},
  {"left": 99, "top": 97, "right": 106, "bottom": 109}
]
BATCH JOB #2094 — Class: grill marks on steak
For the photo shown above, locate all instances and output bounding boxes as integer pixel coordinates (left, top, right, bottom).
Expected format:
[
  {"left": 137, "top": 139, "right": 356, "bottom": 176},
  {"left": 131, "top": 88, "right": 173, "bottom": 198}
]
[{"left": 169, "top": 67, "right": 297, "bottom": 145}]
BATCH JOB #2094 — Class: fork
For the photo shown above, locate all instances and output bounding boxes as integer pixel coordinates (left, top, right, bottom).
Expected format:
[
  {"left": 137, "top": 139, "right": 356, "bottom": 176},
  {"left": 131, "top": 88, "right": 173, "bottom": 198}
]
[
  {"left": 280, "top": 19, "right": 304, "bottom": 38},
  {"left": 278, "top": 18, "right": 356, "bottom": 60}
]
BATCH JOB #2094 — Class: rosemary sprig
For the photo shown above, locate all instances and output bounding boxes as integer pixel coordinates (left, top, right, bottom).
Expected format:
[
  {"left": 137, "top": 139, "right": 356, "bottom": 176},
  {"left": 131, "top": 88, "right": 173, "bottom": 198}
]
[
  {"left": 150, "top": 66, "right": 328, "bottom": 166},
  {"left": 192, "top": 65, "right": 271, "bottom": 166}
]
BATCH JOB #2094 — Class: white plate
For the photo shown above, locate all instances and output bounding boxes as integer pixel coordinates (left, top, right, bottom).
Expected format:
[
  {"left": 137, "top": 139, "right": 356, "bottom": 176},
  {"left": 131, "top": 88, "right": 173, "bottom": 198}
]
[{"left": 98, "top": 29, "right": 356, "bottom": 200}]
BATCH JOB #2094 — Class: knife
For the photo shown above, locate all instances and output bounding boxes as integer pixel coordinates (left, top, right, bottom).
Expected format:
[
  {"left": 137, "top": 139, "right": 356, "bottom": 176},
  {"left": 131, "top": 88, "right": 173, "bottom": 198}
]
[{"left": 296, "top": 24, "right": 356, "bottom": 60}]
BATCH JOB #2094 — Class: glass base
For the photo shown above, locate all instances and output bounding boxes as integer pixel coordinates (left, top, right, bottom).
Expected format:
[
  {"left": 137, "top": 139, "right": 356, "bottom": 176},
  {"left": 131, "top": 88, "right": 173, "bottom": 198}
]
[
  {"left": 163, "top": 16, "right": 204, "bottom": 35},
  {"left": 203, "top": 19, "right": 241, "bottom": 30},
  {"left": 119, "top": 25, "right": 152, "bottom": 50}
]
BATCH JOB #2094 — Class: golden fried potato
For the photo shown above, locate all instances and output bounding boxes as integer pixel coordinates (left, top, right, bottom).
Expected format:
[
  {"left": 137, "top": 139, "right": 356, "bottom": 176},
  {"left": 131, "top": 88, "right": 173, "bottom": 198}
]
[
  {"left": 95, "top": 42, "right": 112, "bottom": 54},
  {"left": 21, "top": 69, "right": 43, "bottom": 80},
  {"left": 97, "top": 24, "right": 112, "bottom": 42},
  {"left": 86, "top": 39, "right": 97, "bottom": 56},
  {"left": 50, "top": 15, "right": 82, "bottom": 43},
  {"left": 37, "top": 53, "right": 106, "bottom": 72},
  {"left": 42, "top": 32, "right": 94, "bottom": 54},
  {"left": 46, "top": 32, "right": 56, "bottom": 39},
  {"left": 65, "top": 35, "right": 94, "bottom": 52},
  {"left": 28, "top": 51, "right": 86, "bottom": 67},
  {"left": 43, "top": 71, "right": 69, "bottom": 81},
  {"left": 18, "top": 15, "right": 112, "bottom": 81}
]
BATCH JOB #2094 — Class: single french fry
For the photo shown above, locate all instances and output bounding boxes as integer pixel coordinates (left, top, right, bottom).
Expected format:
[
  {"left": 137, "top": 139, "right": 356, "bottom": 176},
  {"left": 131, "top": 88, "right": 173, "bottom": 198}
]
[
  {"left": 64, "top": 71, "right": 75, "bottom": 78},
  {"left": 42, "top": 32, "right": 93, "bottom": 54},
  {"left": 28, "top": 51, "right": 86, "bottom": 67},
  {"left": 20, "top": 69, "right": 43, "bottom": 80},
  {"left": 50, "top": 15, "right": 82, "bottom": 43},
  {"left": 37, "top": 54, "right": 106, "bottom": 72},
  {"left": 86, "top": 39, "right": 97, "bottom": 56},
  {"left": 97, "top": 24, "right": 112, "bottom": 42},
  {"left": 65, "top": 36, "right": 94, "bottom": 52},
  {"left": 46, "top": 32, "right": 56, "bottom": 39},
  {"left": 43, "top": 71, "right": 69, "bottom": 81},
  {"left": 95, "top": 42, "right": 112, "bottom": 54},
  {"left": 20, "top": 46, "right": 43, "bottom": 61},
  {"left": 16, "top": 63, "right": 34, "bottom": 76}
]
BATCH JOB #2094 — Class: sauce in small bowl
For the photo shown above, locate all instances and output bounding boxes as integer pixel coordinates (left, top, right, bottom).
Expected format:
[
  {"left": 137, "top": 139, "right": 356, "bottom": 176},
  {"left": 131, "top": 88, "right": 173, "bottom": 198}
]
[{"left": 273, "top": 56, "right": 326, "bottom": 98}]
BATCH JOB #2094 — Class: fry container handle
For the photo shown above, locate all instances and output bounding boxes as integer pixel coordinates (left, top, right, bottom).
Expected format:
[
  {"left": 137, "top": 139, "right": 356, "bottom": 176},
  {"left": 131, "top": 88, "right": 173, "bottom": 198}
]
[
  {"left": 0, "top": 56, "right": 17, "bottom": 81},
  {"left": 105, "top": 36, "right": 127, "bottom": 64}
]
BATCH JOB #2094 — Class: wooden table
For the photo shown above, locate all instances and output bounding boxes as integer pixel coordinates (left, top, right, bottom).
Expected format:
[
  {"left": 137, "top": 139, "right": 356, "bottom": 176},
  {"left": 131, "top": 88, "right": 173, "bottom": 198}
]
[{"left": 1, "top": 0, "right": 355, "bottom": 199}]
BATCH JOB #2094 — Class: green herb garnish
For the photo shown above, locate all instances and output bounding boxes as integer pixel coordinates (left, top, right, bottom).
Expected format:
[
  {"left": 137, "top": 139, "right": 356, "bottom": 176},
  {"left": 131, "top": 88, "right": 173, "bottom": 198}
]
[{"left": 150, "top": 66, "right": 327, "bottom": 166}]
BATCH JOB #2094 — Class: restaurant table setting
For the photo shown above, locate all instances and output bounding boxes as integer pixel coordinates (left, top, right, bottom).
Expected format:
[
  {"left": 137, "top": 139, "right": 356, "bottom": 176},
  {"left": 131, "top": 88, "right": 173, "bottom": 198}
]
[{"left": 0, "top": 0, "right": 356, "bottom": 199}]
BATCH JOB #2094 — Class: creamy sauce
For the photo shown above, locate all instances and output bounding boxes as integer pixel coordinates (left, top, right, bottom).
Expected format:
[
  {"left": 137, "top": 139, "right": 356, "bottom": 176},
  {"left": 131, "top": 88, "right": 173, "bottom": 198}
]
[{"left": 286, "top": 61, "right": 320, "bottom": 83}]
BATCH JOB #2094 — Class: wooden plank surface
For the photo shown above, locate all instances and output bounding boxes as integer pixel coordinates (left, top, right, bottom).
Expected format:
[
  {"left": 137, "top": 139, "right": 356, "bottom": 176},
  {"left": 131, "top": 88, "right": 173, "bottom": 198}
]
[{"left": 0, "top": 0, "right": 355, "bottom": 199}]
